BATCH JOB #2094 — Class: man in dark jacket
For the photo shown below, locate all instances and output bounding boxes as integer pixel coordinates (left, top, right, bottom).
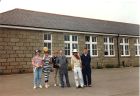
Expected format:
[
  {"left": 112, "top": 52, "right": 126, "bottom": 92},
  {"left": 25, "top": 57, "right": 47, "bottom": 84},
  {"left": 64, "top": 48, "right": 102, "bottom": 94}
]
[{"left": 81, "top": 48, "right": 92, "bottom": 87}]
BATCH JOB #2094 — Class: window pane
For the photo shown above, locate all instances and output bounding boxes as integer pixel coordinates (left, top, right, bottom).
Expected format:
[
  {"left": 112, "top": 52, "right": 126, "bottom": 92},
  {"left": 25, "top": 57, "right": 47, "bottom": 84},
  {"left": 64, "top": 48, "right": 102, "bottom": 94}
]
[
  {"left": 64, "top": 43, "right": 70, "bottom": 55},
  {"left": 64, "top": 35, "right": 70, "bottom": 41},
  {"left": 72, "top": 35, "right": 78, "bottom": 41},
  {"left": 92, "top": 44, "right": 97, "bottom": 55},
  {"left": 44, "top": 34, "right": 51, "bottom": 40},
  {"left": 109, "top": 37, "right": 113, "bottom": 43},
  {"left": 92, "top": 37, "right": 97, "bottom": 42},
  {"left": 104, "top": 37, "right": 107, "bottom": 43},
  {"left": 120, "top": 38, "right": 123, "bottom": 43},
  {"left": 124, "top": 38, "right": 128, "bottom": 43},
  {"left": 72, "top": 43, "right": 78, "bottom": 49},
  {"left": 85, "top": 36, "right": 90, "bottom": 42},
  {"left": 120, "top": 45, "right": 124, "bottom": 55},
  {"left": 85, "top": 44, "right": 90, "bottom": 53}
]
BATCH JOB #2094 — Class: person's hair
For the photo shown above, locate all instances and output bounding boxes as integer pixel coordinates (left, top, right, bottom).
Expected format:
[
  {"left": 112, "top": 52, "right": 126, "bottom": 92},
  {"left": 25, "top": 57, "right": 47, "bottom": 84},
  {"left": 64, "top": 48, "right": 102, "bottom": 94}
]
[
  {"left": 84, "top": 47, "right": 88, "bottom": 50},
  {"left": 73, "top": 53, "right": 80, "bottom": 60}
]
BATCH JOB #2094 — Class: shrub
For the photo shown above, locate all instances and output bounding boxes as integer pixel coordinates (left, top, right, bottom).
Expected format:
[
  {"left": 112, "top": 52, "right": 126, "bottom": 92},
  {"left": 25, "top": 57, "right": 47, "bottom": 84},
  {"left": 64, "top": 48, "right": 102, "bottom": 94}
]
[
  {"left": 96, "top": 66, "right": 103, "bottom": 69},
  {"left": 105, "top": 64, "right": 114, "bottom": 68},
  {"left": 133, "top": 65, "right": 139, "bottom": 67}
]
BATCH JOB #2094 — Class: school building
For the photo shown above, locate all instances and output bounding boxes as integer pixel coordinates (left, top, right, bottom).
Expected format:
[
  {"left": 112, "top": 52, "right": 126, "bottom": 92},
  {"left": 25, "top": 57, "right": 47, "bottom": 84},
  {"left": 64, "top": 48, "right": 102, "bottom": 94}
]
[{"left": 0, "top": 9, "right": 139, "bottom": 74}]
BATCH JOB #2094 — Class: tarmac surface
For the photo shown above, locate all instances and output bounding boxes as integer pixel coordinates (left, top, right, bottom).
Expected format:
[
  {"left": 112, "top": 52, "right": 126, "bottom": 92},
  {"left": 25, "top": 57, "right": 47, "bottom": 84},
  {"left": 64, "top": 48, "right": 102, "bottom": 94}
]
[{"left": 0, "top": 67, "right": 139, "bottom": 96}]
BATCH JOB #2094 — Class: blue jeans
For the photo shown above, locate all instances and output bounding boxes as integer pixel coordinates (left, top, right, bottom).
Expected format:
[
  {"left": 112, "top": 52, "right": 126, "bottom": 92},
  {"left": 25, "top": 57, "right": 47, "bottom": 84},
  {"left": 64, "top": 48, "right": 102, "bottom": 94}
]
[{"left": 33, "top": 67, "right": 42, "bottom": 86}]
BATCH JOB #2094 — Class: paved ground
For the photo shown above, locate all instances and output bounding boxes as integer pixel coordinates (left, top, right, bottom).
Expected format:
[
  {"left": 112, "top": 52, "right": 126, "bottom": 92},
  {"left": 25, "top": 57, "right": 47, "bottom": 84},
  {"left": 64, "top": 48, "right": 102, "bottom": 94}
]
[{"left": 0, "top": 67, "right": 139, "bottom": 96}]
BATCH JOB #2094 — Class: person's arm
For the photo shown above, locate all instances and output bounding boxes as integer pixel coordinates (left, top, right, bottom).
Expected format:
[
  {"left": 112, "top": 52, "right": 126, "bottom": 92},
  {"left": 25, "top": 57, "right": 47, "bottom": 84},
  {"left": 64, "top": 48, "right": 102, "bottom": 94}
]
[
  {"left": 71, "top": 56, "right": 74, "bottom": 70},
  {"left": 56, "top": 57, "right": 60, "bottom": 67}
]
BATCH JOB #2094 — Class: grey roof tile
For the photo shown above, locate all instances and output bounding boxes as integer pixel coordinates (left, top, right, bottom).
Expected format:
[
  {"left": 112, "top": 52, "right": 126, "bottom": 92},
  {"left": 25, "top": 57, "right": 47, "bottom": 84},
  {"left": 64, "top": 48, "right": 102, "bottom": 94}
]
[{"left": 0, "top": 8, "right": 139, "bottom": 36}]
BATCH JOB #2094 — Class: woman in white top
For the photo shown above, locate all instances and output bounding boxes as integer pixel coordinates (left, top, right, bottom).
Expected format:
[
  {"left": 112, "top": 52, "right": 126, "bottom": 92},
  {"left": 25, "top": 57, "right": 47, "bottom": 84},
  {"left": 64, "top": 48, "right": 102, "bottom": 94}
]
[{"left": 71, "top": 49, "right": 84, "bottom": 88}]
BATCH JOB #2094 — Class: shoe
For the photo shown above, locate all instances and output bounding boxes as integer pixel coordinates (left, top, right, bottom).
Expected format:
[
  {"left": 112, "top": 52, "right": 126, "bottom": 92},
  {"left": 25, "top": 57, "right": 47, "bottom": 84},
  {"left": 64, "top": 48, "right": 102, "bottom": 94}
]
[
  {"left": 33, "top": 85, "right": 37, "bottom": 89},
  {"left": 88, "top": 85, "right": 92, "bottom": 87},
  {"left": 45, "top": 84, "right": 50, "bottom": 88},
  {"left": 54, "top": 84, "right": 57, "bottom": 87},
  {"left": 39, "top": 85, "right": 42, "bottom": 88}
]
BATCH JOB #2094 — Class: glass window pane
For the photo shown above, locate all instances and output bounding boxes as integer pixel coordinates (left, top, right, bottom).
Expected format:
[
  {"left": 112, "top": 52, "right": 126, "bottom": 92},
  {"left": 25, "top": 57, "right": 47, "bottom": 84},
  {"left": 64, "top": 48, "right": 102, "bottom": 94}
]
[
  {"left": 104, "top": 37, "right": 107, "bottom": 43},
  {"left": 85, "top": 36, "right": 90, "bottom": 42},
  {"left": 109, "top": 37, "right": 113, "bottom": 43},
  {"left": 92, "top": 37, "right": 96, "bottom": 42},
  {"left": 64, "top": 35, "right": 70, "bottom": 41},
  {"left": 44, "top": 34, "right": 51, "bottom": 40},
  {"left": 72, "top": 43, "right": 78, "bottom": 49},
  {"left": 125, "top": 38, "right": 128, "bottom": 43},
  {"left": 72, "top": 35, "right": 78, "bottom": 41}
]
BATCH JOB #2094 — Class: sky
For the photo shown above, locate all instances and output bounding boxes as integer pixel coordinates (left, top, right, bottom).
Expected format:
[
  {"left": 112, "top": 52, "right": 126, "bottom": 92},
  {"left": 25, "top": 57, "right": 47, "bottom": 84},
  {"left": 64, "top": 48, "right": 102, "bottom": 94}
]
[{"left": 0, "top": 0, "right": 139, "bottom": 24}]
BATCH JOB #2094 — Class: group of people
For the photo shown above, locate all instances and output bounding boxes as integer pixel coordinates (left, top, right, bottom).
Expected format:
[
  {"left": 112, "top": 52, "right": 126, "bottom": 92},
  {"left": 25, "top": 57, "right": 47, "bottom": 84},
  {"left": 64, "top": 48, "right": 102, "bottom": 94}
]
[{"left": 32, "top": 47, "right": 92, "bottom": 89}]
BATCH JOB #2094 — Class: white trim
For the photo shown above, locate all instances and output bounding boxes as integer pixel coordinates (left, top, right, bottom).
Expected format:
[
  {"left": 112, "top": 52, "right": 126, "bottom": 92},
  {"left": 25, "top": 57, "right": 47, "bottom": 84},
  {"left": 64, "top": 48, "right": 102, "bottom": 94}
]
[
  {"left": 134, "top": 39, "right": 140, "bottom": 56},
  {"left": 104, "top": 37, "right": 115, "bottom": 56},
  {"left": 85, "top": 36, "right": 98, "bottom": 56},
  {"left": 120, "top": 38, "right": 130, "bottom": 56},
  {"left": 64, "top": 35, "right": 78, "bottom": 56},
  {"left": 0, "top": 24, "right": 118, "bottom": 36},
  {"left": 44, "top": 33, "right": 52, "bottom": 55}
]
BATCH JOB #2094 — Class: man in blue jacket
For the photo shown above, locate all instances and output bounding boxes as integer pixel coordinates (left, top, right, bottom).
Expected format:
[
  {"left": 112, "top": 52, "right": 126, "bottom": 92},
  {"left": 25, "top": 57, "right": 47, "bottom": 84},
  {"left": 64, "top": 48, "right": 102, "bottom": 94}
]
[{"left": 81, "top": 48, "right": 92, "bottom": 87}]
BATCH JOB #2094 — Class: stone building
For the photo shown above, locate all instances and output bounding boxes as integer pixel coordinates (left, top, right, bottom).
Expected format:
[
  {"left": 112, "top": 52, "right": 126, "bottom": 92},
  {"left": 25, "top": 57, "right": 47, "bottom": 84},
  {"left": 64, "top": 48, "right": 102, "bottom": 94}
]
[{"left": 0, "top": 9, "right": 139, "bottom": 74}]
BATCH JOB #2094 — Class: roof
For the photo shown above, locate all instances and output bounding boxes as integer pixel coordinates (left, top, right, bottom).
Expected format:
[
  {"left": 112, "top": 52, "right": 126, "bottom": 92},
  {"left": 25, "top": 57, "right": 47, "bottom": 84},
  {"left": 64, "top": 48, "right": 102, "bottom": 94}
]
[{"left": 0, "top": 8, "right": 139, "bottom": 36}]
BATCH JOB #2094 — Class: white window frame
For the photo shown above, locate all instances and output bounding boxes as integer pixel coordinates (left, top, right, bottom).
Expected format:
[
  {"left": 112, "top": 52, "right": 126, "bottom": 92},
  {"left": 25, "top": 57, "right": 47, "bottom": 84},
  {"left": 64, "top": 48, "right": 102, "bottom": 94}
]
[
  {"left": 85, "top": 36, "right": 98, "bottom": 57},
  {"left": 44, "top": 33, "right": 52, "bottom": 55},
  {"left": 134, "top": 38, "right": 140, "bottom": 56},
  {"left": 104, "top": 37, "right": 115, "bottom": 57},
  {"left": 64, "top": 35, "right": 78, "bottom": 57},
  {"left": 120, "top": 38, "right": 130, "bottom": 56}
]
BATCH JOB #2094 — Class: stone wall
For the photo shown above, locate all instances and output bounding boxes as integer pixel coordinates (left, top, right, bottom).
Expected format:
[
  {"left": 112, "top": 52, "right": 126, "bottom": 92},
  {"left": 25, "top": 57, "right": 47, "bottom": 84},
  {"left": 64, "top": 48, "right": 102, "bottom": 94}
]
[
  {"left": 0, "top": 28, "right": 44, "bottom": 74},
  {"left": 0, "top": 28, "right": 139, "bottom": 74}
]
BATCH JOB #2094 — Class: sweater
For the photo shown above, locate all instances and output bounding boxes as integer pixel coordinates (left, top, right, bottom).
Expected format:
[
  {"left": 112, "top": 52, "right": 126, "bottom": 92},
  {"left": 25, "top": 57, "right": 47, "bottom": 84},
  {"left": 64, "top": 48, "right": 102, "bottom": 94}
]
[{"left": 71, "top": 55, "right": 82, "bottom": 69}]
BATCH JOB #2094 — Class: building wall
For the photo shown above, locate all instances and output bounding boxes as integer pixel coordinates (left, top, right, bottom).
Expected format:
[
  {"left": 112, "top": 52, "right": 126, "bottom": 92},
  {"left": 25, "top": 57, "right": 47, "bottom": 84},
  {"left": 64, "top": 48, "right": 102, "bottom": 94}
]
[
  {"left": 0, "top": 28, "right": 44, "bottom": 74},
  {"left": 0, "top": 28, "right": 139, "bottom": 74}
]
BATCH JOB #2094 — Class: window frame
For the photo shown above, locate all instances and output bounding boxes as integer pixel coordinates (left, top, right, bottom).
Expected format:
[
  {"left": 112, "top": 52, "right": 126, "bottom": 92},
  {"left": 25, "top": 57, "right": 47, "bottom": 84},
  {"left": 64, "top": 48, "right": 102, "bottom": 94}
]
[
  {"left": 85, "top": 36, "right": 98, "bottom": 57},
  {"left": 44, "top": 33, "right": 52, "bottom": 55},
  {"left": 64, "top": 35, "right": 78, "bottom": 57},
  {"left": 134, "top": 38, "right": 140, "bottom": 56},
  {"left": 120, "top": 38, "right": 130, "bottom": 56},
  {"left": 104, "top": 37, "right": 115, "bottom": 57}
]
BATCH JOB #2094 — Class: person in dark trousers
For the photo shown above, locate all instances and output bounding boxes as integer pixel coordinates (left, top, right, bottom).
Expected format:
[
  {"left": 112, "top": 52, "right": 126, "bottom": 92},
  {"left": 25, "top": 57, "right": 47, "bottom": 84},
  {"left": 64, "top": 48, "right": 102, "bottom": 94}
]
[
  {"left": 56, "top": 49, "right": 70, "bottom": 88},
  {"left": 81, "top": 48, "right": 92, "bottom": 87}
]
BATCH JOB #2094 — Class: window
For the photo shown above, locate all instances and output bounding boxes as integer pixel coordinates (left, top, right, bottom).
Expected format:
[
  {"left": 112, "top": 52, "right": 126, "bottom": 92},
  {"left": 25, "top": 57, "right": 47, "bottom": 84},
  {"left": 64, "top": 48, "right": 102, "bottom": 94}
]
[
  {"left": 44, "top": 34, "right": 52, "bottom": 54},
  {"left": 64, "top": 35, "right": 78, "bottom": 56},
  {"left": 85, "top": 36, "right": 97, "bottom": 56},
  {"left": 104, "top": 37, "right": 115, "bottom": 56},
  {"left": 120, "top": 38, "right": 130, "bottom": 56},
  {"left": 134, "top": 38, "right": 140, "bottom": 56}
]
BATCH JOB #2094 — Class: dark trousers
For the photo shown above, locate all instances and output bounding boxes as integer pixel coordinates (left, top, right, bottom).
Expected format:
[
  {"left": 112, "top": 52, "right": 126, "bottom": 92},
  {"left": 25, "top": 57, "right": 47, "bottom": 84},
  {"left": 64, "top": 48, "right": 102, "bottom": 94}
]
[
  {"left": 59, "top": 71, "right": 70, "bottom": 87},
  {"left": 82, "top": 68, "right": 92, "bottom": 86}
]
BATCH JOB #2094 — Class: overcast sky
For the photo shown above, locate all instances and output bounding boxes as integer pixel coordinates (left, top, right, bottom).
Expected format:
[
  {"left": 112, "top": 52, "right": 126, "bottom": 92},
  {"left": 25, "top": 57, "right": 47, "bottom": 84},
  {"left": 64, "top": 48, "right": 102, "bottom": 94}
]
[{"left": 0, "top": 0, "right": 139, "bottom": 24}]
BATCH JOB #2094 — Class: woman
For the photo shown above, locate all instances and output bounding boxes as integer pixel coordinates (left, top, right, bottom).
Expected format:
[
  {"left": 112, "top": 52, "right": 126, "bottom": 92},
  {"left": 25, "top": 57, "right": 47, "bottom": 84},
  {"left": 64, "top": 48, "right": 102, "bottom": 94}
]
[
  {"left": 32, "top": 49, "right": 43, "bottom": 89},
  {"left": 42, "top": 47, "right": 52, "bottom": 88},
  {"left": 71, "top": 49, "right": 84, "bottom": 88}
]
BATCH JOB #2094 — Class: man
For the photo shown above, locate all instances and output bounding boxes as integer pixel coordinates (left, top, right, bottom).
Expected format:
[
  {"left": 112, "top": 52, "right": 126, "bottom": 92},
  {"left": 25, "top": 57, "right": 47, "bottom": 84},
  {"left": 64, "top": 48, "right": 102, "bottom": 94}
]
[
  {"left": 81, "top": 48, "right": 92, "bottom": 87},
  {"left": 56, "top": 50, "right": 70, "bottom": 88}
]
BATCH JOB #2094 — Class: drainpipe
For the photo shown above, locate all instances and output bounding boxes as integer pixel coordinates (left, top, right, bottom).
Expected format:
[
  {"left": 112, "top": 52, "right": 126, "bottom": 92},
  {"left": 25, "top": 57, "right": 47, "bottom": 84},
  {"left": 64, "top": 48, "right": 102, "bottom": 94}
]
[{"left": 117, "top": 34, "right": 120, "bottom": 67}]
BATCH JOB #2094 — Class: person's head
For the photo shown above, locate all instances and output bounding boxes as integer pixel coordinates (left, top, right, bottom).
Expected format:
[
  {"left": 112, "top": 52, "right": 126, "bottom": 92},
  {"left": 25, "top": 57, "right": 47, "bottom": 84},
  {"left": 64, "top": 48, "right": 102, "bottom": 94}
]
[
  {"left": 83, "top": 48, "right": 88, "bottom": 54},
  {"left": 35, "top": 49, "right": 41, "bottom": 56},
  {"left": 72, "top": 49, "right": 78, "bottom": 56},
  {"left": 43, "top": 47, "right": 49, "bottom": 55},
  {"left": 59, "top": 49, "right": 63, "bottom": 56},
  {"left": 72, "top": 49, "right": 80, "bottom": 59}
]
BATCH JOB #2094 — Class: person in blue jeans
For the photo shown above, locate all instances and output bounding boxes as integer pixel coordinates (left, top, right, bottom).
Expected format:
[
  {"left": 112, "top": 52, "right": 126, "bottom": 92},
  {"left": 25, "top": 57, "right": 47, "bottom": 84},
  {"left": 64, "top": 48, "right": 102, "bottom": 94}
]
[
  {"left": 81, "top": 48, "right": 92, "bottom": 87},
  {"left": 32, "top": 49, "right": 43, "bottom": 89}
]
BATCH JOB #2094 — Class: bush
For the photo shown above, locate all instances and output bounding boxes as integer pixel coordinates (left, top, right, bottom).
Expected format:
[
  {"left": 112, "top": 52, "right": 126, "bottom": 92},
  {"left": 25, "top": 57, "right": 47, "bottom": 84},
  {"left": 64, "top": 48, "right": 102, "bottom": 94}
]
[
  {"left": 133, "top": 65, "right": 139, "bottom": 67},
  {"left": 96, "top": 66, "right": 103, "bottom": 69},
  {"left": 105, "top": 64, "right": 114, "bottom": 68}
]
